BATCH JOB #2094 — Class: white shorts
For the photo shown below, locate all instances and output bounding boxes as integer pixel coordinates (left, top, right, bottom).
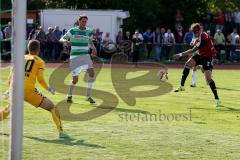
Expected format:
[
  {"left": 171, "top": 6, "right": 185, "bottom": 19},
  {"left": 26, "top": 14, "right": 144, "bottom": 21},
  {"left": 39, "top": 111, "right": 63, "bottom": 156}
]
[{"left": 70, "top": 54, "right": 93, "bottom": 76}]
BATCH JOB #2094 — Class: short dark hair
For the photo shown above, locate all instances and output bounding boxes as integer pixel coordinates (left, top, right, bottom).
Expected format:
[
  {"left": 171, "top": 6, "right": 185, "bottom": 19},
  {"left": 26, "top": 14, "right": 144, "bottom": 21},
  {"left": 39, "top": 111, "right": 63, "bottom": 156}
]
[
  {"left": 28, "top": 40, "right": 40, "bottom": 53},
  {"left": 191, "top": 23, "right": 201, "bottom": 33}
]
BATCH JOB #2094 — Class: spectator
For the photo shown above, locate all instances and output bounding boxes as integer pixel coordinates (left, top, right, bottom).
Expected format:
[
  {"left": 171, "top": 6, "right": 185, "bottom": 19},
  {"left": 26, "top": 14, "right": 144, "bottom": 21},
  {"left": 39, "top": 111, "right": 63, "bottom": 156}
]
[
  {"left": 143, "top": 27, "right": 153, "bottom": 61},
  {"left": 184, "top": 27, "right": 194, "bottom": 45},
  {"left": 160, "top": 27, "right": 166, "bottom": 59},
  {"left": 132, "top": 29, "right": 143, "bottom": 40},
  {"left": 46, "top": 27, "right": 58, "bottom": 60},
  {"left": 233, "top": 35, "right": 240, "bottom": 62},
  {"left": 36, "top": 26, "right": 47, "bottom": 58},
  {"left": 3, "top": 22, "right": 12, "bottom": 60},
  {"left": 225, "top": 12, "right": 234, "bottom": 34},
  {"left": 207, "top": 30, "right": 213, "bottom": 41},
  {"left": 213, "top": 29, "right": 225, "bottom": 62},
  {"left": 124, "top": 31, "right": 132, "bottom": 41},
  {"left": 60, "top": 28, "right": 70, "bottom": 62},
  {"left": 164, "top": 28, "right": 175, "bottom": 61},
  {"left": 230, "top": 28, "right": 239, "bottom": 45},
  {"left": 203, "top": 10, "right": 212, "bottom": 31},
  {"left": 213, "top": 10, "right": 225, "bottom": 31},
  {"left": 103, "top": 32, "right": 113, "bottom": 45},
  {"left": 234, "top": 12, "right": 240, "bottom": 33},
  {"left": 116, "top": 31, "right": 123, "bottom": 44},
  {"left": 123, "top": 31, "right": 132, "bottom": 61},
  {"left": 175, "top": 10, "right": 184, "bottom": 29},
  {"left": 62, "top": 29, "right": 67, "bottom": 35},
  {"left": 0, "top": 29, "right": 3, "bottom": 53},
  {"left": 93, "top": 28, "right": 102, "bottom": 57},
  {"left": 225, "top": 33, "right": 232, "bottom": 62},
  {"left": 153, "top": 27, "right": 163, "bottom": 62},
  {"left": 53, "top": 26, "right": 63, "bottom": 59},
  {"left": 28, "top": 28, "right": 36, "bottom": 40},
  {"left": 53, "top": 26, "right": 62, "bottom": 40},
  {"left": 174, "top": 25, "right": 184, "bottom": 53},
  {"left": 131, "top": 30, "right": 143, "bottom": 67},
  {"left": 230, "top": 28, "right": 239, "bottom": 61},
  {"left": 0, "top": 29, "right": 3, "bottom": 41},
  {"left": 102, "top": 32, "right": 114, "bottom": 52},
  {"left": 116, "top": 31, "right": 123, "bottom": 51},
  {"left": 3, "top": 22, "right": 12, "bottom": 39}
]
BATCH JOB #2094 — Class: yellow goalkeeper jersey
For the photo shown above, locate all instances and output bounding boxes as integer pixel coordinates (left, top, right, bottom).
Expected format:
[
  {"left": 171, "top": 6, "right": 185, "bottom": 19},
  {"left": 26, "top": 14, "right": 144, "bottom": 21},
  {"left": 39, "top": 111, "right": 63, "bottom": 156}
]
[{"left": 24, "top": 54, "right": 48, "bottom": 90}]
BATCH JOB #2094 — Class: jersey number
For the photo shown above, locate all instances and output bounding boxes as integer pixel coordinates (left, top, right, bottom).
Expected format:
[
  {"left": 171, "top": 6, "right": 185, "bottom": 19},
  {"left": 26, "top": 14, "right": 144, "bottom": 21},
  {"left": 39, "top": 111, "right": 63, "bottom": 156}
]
[{"left": 25, "top": 60, "right": 35, "bottom": 72}]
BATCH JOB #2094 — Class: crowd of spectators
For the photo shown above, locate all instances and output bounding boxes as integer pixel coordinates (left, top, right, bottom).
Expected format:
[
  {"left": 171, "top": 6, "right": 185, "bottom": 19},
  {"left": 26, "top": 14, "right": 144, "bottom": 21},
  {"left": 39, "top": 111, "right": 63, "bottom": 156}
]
[{"left": 1, "top": 10, "right": 240, "bottom": 63}]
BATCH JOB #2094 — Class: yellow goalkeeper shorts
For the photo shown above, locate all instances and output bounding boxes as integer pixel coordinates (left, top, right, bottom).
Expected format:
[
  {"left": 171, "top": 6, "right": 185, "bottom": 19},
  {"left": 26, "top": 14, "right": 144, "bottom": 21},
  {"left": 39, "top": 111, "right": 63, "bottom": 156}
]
[{"left": 25, "top": 88, "right": 45, "bottom": 107}]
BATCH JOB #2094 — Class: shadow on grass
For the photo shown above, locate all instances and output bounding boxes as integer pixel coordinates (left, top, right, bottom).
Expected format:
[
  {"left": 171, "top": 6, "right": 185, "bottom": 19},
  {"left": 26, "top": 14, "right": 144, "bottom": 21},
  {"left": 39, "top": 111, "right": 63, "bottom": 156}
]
[
  {"left": 193, "top": 121, "right": 207, "bottom": 124},
  {"left": 89, "top": 104, "right": 150, "bottom": 114},
  {"left": 113, "top": 107, "right": 150, "bottom": 114},
  {"left": 0, "top": 133, "right": 104, "bottom": 148},
  {"left": 220, "top": 106, "right": 240, "bottom": 112},
  {"left": 25, "top": 136, "right": 105, "bottom": 148},
  {"left": 188, "top": 107, "right": 216, "bottom": 111},
  {"left": 217, "top": 87, "right": 240, "bottom": 92},
  {"left": 189, "top": 105, "right": 240, "bottom": 113}
]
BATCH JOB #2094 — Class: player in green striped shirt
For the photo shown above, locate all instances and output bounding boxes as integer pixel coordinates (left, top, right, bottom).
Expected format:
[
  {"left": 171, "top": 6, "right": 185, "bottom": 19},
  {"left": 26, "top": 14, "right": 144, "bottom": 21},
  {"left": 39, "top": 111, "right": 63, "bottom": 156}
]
[
  {"left": 61, "top": 14, "right": 97, "bottom": 104},
  {"left": 190, "top": 36, "right": 203, "bottom": 87}
]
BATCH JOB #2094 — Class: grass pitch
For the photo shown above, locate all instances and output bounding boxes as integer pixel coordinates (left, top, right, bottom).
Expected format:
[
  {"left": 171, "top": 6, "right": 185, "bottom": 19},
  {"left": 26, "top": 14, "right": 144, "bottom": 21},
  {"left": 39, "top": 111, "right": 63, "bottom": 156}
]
[{"left": 0, "top": 66, "right": 240, "bottom": 160}]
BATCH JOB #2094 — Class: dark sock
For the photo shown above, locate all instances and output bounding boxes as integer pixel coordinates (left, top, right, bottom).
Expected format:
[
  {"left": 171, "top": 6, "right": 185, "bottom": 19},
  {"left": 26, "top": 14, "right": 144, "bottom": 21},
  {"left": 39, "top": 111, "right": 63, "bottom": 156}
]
[
  {"left": 181, "top": 66, "right": 190, "bottom": 86},
  {"left": 209, "top": 80, "right": 219, "bottom": 100}
]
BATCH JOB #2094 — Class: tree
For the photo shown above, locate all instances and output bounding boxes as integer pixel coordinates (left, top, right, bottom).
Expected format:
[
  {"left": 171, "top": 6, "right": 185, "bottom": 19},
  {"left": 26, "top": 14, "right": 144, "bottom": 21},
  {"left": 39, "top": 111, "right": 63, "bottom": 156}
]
[{"left": 26, "top": 0, "right": 240, "bottom": 32}]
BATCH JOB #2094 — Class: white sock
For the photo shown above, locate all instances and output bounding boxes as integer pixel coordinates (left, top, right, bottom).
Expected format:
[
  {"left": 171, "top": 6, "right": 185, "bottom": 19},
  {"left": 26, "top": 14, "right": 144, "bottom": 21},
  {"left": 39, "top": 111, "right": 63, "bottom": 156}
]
[
  {"left": 68, "top": 82, "right": 75, "bottom": 97},
  {"left": 192, "top": 71, "right": 197, "bottom": 86},
  {"left": 86, "top": 77, "right": 94, "bottom": 98}
]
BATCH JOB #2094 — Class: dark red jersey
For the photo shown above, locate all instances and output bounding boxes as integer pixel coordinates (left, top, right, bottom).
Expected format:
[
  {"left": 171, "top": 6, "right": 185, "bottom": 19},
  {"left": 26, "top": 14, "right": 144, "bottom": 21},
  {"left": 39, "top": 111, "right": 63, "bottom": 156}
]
[{"left": 195, "top": 32, "right": 217, "bottom": 57}]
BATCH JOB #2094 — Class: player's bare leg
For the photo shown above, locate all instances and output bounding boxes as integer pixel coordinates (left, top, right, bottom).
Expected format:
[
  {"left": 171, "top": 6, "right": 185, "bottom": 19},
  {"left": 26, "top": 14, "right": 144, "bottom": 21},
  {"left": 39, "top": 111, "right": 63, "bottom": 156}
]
[
  {"left": 40, "top": 98, "right": 69, "bottom": 138},
  {"left": 67, "top": 76, "right": 78, "bottom": 103},
  {"left": 175, "top": 58, "right": 195, "bottom": 92},
  {"left": 86, "top": 68, "right": 95, "bottom": 104},
  {"left": 204, "top": 70, "right": 221, "bottom": 107}
]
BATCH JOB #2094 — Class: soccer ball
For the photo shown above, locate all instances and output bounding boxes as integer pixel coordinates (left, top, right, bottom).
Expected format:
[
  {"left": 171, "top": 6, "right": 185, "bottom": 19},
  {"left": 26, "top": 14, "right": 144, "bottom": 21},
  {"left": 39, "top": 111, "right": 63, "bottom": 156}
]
[{"left": 157, "top": 69, "right": 168, "bottom": 81}]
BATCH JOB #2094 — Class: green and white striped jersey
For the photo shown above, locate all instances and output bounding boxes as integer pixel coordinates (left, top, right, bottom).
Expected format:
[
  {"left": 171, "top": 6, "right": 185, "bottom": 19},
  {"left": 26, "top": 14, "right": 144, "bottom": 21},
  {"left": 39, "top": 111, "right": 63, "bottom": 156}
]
[
  {"left": 191, "top": 35, "right": 199, "bottom": 56},
  {"left": 62, "top": 27, "right": 93, "bottom": 56}
]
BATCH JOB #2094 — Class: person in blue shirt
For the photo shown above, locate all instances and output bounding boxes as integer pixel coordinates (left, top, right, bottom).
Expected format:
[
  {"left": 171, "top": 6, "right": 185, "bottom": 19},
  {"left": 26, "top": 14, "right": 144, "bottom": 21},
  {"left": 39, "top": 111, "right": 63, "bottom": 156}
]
[
  {"left": 184, "top": 27, "right": 194, "bottom": 46},
  {"left": 143, "top": 27, "right": 154, "bottom": 61}
]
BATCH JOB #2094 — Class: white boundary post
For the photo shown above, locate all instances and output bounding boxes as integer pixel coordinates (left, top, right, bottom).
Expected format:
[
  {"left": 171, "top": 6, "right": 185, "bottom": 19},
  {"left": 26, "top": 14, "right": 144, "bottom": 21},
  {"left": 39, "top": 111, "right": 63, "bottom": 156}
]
[{"left": 10, "top": 0, "right": 26, "bottom": 159}]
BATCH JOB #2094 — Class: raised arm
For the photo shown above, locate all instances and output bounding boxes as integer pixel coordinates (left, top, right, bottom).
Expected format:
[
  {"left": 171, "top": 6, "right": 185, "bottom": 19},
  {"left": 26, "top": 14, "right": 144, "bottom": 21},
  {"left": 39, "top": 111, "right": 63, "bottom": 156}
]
[{"left": 59, "top": 29, "right": 72, "bottom": 47}]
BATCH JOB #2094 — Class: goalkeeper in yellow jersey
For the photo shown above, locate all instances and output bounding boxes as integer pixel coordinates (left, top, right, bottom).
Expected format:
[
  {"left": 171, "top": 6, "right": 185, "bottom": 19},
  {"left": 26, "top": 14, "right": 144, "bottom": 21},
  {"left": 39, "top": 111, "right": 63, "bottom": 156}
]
[{"left": 0, "top": 40, "right": 69, "bottom": 138}]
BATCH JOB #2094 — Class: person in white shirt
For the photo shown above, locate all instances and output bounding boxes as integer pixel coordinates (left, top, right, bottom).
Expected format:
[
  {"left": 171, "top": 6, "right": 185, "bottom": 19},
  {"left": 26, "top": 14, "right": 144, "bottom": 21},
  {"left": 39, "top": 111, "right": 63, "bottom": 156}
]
[{"left": 164, "top": 28, "right": 175, "bottom": 61}]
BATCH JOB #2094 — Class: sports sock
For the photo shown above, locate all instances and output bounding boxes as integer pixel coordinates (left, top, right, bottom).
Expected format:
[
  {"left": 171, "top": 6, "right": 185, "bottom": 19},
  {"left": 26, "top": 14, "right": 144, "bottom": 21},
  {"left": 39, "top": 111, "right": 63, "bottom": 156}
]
[
  {"left": 192, "top": 70, "right": 197, "bottom": 85},
  {"left": 0, "top": 106, "right": 10, "bottom": 121},
  {"left": 50, "top": 108, "right": 63, "bottom": 133},
  {"left": 68, "top": 82, "right": 75, "bottom": 97},
  {"left": 209, "top": 80, "right": 219, "bottom": 100},
  {"left": 181, "top": 65, "right": 190, "bottom": 86},
  {"left": 86, "top": 77, "right": 94, "bottom": 98}
]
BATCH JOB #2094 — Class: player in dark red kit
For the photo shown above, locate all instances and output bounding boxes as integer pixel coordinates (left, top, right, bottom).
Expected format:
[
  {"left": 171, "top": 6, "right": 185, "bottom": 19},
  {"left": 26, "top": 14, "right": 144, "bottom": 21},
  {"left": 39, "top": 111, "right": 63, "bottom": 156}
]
[{"left": 173, "top": 23, "right": 221, "bottom": 107}]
